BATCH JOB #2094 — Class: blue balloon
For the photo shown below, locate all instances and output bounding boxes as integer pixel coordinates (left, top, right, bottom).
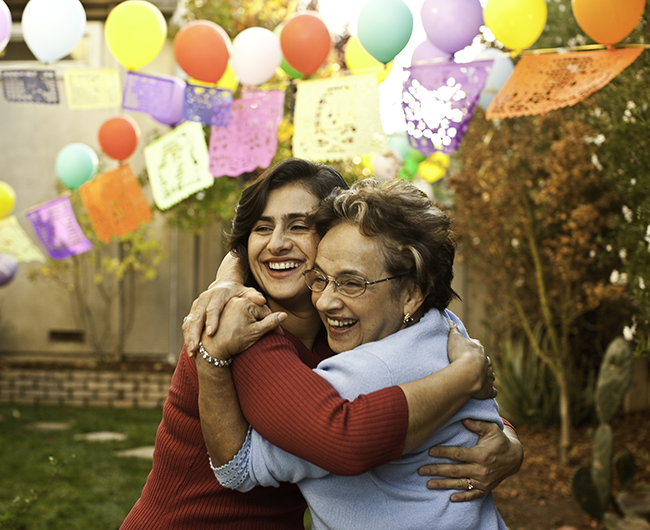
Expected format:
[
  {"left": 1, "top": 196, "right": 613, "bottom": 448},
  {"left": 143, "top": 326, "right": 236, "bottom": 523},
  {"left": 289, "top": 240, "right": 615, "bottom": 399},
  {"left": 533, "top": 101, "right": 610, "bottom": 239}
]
[
  {"left": 0, "top": 252, "right": 17, "bottom": 286},
  {"left": 55, "top": 143, "right": 98, "bottom": 190}
]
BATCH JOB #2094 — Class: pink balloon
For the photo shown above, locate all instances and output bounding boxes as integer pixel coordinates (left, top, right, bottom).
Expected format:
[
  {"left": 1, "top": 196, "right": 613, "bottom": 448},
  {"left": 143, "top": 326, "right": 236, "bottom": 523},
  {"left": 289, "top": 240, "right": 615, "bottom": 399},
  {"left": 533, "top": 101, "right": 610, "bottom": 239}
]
[
  {"left": 421, "top": 0, "right": 483, "bottom": 55},
  {"left": 0, "top": 0, "right": 12, "bottom": 53},
  {"left": 410, "top": 39, "right": 450, "bottom": 66}
]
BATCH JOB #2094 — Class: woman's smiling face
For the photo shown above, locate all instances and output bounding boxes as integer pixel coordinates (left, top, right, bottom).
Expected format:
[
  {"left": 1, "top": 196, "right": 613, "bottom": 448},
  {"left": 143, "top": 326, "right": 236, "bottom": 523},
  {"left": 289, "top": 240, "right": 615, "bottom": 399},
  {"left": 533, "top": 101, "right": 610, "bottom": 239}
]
[
  {"left": 312, "top": 222, "right": 412, "bottom": 353},
  {"left": 247, "top": 184, "right": 321, "bottom": 311}
]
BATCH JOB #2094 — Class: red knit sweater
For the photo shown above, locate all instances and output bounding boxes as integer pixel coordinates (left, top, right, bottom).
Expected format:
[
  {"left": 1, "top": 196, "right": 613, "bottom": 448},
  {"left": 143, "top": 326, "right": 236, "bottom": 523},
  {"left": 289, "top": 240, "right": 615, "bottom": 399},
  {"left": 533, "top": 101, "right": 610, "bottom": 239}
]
[{"left": 120, "top": 330, "right": 408, "bottom": 529}]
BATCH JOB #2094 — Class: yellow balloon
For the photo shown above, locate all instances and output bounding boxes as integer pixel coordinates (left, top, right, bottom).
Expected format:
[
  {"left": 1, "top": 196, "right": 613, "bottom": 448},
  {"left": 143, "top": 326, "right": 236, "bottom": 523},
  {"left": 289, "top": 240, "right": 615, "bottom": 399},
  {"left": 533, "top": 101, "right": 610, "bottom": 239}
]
[
  {"left": 361, "top": 153, "right": 374, "bottom": 171},
  {"left": 345, "top": 36, "right": 393, "bottom": 84},
  {"left": 484, "top": 0, "right": 547, "bottom": 51},
  {"left": 217, "top": 63, "right": 239, "bottom": 92},
  {"left": 419, "top": 152, "right": 449, "bottom": 183},
  {"left": 0, "top": 181, "right": 16, "bottom": 219},
  {"left": 105, "top": 0, "right": 167, "bottom": 70}
]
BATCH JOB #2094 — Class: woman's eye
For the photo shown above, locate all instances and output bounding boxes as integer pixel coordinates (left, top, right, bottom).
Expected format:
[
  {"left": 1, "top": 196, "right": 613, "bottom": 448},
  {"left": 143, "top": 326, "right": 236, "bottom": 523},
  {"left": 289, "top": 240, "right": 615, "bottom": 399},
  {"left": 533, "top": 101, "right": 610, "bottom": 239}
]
[
  {"left": 253, "top": 226, "right": 273, "bottom": 233},
  {"left": 290, "top": 224, "right": 310, "bottom": 232}
]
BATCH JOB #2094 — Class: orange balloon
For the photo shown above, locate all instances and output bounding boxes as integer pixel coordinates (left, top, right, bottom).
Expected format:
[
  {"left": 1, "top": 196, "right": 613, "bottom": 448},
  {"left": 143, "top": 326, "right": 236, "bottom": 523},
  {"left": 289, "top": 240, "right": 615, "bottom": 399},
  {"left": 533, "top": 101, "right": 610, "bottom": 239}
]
[
  {"left": 173, "top": 20, "right": 230, "bottom": 83},
  {"left": 572, "top": 0, "right": 645, "bottom": 45},
  {"left": 280, "top": 12, "right": 331, "bottom": 76},
  {"left": 98, "top": 115, "right": 140, "bottom": 161}
]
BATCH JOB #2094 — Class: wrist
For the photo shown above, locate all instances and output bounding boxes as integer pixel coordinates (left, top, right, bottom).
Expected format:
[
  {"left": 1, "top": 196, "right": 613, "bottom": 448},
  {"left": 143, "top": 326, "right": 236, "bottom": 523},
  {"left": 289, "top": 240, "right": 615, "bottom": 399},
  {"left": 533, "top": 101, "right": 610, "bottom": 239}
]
[{"left": 199, "top": 342, "right": 233, "bottom": 368}]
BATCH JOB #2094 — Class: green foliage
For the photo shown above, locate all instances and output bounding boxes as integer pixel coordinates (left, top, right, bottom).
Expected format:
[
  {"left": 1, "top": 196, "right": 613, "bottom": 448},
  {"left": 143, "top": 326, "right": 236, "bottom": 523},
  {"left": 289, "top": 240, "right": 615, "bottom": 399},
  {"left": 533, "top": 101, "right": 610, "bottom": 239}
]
[{"left": 0, "top": 405, "right": 162, "bottom": 530}]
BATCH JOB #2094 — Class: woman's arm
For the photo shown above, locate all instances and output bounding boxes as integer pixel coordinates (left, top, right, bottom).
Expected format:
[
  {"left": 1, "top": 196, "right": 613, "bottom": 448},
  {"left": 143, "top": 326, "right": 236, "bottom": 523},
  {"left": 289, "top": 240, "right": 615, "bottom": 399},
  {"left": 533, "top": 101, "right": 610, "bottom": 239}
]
[{"left": 418, "top": 419, "right": 524, "bottom": 502}]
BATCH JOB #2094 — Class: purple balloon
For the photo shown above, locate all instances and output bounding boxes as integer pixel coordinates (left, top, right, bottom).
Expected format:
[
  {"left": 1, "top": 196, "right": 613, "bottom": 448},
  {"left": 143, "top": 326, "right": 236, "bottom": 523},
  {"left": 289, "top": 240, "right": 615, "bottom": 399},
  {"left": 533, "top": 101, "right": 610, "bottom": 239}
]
[
  {"left": 150, "top": 77, "right": 186, "bottom": 127},
  {"left": 421, "top": 0, "right": 483, "bottom": 55},
  {"left": 0, "top": 0, "right": 11, "bottom": 54},
  {"left": 410, "top": 40, "right": 451, "bottom": 66},
  {"left": 0, "top": 253, "right": 17, "bottom": 287}
]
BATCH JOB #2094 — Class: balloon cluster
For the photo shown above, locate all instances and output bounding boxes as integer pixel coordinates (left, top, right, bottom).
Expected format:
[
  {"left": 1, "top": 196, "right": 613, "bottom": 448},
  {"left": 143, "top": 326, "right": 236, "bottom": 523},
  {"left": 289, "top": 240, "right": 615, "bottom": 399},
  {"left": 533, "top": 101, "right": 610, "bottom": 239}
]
[
  {"left": 172, "top": 12, "right": 332, "bottom": 87},
  {"left": 0, "top": 181, "right": 17, "bottom": 287}
]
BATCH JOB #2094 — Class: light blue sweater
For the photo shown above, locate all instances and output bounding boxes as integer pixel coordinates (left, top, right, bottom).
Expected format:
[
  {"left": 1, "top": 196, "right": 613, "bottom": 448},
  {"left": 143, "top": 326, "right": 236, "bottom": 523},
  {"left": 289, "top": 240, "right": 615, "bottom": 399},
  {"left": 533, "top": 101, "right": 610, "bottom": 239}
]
[{"left": 215, "top": 308, "right": 507, "bottom": 530}]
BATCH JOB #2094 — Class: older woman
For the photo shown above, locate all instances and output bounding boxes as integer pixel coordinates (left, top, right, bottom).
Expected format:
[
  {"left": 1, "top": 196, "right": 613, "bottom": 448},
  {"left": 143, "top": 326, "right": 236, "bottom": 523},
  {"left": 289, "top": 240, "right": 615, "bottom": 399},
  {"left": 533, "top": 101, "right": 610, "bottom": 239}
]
[
  {"left": 122, "top": 160, "right": 520, "bottom": 530},
  {"left": 199, "top": 178, "right": 509, "bottom": 529}
]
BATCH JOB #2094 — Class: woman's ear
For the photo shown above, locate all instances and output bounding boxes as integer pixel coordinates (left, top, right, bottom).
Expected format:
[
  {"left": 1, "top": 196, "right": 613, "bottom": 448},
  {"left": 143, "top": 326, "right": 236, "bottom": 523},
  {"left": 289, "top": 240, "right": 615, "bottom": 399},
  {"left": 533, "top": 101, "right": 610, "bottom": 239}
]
[{"left": 402, "top": 282, "right": 425, "bottom": 319}]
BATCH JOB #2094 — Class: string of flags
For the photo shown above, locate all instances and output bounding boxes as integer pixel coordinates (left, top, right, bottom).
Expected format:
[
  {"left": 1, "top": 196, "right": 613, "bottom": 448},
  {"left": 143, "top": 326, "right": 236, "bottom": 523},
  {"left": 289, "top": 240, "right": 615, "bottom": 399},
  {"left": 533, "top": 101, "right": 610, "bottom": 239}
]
[{"left": 0, "top": 0, "right": 647, "bottom": 288}]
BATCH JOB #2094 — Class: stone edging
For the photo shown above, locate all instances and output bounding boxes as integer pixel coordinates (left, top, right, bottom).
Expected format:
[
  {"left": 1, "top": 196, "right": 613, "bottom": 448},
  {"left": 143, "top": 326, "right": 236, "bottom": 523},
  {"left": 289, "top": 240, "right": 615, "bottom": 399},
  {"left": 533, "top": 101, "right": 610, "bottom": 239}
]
[{"left": 0, "top": 367, "right": 172, "bottom": 409}]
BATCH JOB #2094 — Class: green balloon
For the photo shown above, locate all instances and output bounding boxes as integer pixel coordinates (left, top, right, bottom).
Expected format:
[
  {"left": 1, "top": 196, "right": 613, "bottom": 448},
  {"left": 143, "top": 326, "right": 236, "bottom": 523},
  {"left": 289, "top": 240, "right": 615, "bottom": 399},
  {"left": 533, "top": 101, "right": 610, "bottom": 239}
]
[
  {"left": 408, "top": 148, "right": 426, "bottom": 163},
  {"left": 55, "top": 143, "right": 99, "bottom": 190},
  {"left": 357, "top": 0, "right": 414, "bottom": 64}
]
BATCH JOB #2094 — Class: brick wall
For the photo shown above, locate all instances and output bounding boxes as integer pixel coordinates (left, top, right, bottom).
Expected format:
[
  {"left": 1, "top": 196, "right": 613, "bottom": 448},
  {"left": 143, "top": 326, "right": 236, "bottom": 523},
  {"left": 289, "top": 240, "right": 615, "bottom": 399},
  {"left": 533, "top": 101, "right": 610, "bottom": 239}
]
[{"left": 0, "top": 367, "right": 172, "bottom": 409}]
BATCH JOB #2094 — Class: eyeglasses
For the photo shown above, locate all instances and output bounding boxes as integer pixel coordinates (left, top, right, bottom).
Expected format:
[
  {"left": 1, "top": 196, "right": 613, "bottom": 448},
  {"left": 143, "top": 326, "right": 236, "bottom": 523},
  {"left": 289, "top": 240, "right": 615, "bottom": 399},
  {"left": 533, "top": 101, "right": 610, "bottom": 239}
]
[{"left": 303, "top": 269, "right": 408, "bottom": 298}]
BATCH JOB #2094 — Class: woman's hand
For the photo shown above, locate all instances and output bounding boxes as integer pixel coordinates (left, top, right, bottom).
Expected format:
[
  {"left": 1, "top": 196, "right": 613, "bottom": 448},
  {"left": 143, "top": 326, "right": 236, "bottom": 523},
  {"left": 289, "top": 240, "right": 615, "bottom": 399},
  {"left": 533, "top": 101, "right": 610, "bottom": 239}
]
[
  {"left": 418, "top": 420, "right": 524, "bottom": 502},
  {"left": 447, "top": 321, "right": 496, "bottom": 400},
  {"left": 200, "top": 297, "right": 287, "bottom": 362},
  {"left": 183, "top": 281, "right": 267, "bottom": 356}
]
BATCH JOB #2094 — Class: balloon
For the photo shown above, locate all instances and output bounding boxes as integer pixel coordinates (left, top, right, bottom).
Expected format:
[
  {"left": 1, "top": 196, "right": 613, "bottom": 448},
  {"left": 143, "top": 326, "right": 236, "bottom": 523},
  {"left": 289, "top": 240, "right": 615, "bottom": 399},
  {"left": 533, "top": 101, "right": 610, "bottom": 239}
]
[
  {"left": 148, "top": 76, "right": 186, "bottom": 126},
  {"left": 476, "top": 48, "right": 514, "bottom": 109},
  {"left": 387, "top": 132, "right": 411, "bottom": 161},
  {"left": 483, "top": 0, "right": 547, "bottom": 51},
  {"left": 410, "top": 39, "right": 451, "bottom": 66},
  {"left": 230, "top": 27, "right": 282, "bottom": 86},
  {"left": 105, "top": 0, "right": 167, "bottom": 70},
  {"left": 419, "top": 152, "right": 450, "bottom": 182},
  {"left": 0, "top": 253, "right": 18, "bottom": 287},
  {"left": 217, "top": 63, "right": 239, "bottom": 91},
  {"left": 21, "top": 0, "right": 86, "bottom": 64},
  {"left": 0, "top": 1, "right": 11, "bottom": 54},
  {"left": 280, "top": 12, "right": 331, "bottom": 76},
  {"left": 572, "top": 0, "right": 645, "bottom": 45},
  {"left": 344, "top": 36, "right": 393, "bottom": 83},
  {"left": 408, "top": 148, "right": 427, "bottom": 163},
  {"left": 55, "top": 143, "right": 98, "bottom": 190},
  {"left": 421, "top": 0, "right": 483, "bottom": 55},
  {"left": 98, "top": 115, "right": 140, "bottom": 161},
  {"left": 0, "top": 181, "right": 15, "bottom": 219},
  {"left": 173, "top": 20, "right": 230, "bottom": 83},
  {"left": 371, "top": 152, "right": 402, "bottom": 180},
  {"left": 357, "top": 0, "right": 414, "bottom": 64},
  {"left": 273, "top": 23, "right": 304, "bottom": 80}
]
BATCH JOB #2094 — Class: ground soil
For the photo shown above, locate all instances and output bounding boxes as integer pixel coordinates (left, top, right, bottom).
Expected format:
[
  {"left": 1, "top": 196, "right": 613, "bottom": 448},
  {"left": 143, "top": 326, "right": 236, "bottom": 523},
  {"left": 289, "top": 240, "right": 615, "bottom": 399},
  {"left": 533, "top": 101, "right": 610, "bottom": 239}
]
[{"left": 493, "top": 411, "right": 650, "bottom": 530}]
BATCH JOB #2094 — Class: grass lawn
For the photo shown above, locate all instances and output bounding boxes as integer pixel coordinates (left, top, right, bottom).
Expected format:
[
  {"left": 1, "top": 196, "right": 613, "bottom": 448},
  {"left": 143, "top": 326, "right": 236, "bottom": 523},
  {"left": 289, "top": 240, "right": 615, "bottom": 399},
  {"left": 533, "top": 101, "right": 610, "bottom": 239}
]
[{"left": 0, "top": 404, "right": 162, "bottom": 530}]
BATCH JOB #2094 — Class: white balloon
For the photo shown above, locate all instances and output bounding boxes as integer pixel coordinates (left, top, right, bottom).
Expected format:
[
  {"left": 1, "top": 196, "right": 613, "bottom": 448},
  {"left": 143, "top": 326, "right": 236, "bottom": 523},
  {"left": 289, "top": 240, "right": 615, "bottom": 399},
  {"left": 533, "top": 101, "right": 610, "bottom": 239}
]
[
  {"left": 22, "top": 0, "right": 86, "bottom": 64},
  {"left": 230, "top": 27, "right": 282, "bottom": 87},
  {"left": 476, "top": 49, "right": 514, "bottom": 110}
]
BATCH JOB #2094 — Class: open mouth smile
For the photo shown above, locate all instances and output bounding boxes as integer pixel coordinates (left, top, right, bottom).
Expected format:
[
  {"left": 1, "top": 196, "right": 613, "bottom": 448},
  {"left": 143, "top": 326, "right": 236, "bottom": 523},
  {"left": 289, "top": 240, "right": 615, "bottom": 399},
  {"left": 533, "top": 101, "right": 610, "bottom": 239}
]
[
  {"left": 267, "top": 261, "right": 301, "bottom": 271},
  {"left": 326, "top": 317, "right": 357, "bottom": 330}
]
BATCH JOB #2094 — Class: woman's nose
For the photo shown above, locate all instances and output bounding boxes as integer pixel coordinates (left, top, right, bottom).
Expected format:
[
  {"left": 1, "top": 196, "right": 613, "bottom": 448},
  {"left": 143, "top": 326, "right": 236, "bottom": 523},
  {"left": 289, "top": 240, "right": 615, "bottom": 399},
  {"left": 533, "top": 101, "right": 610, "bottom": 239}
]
[
  {"left": 314, "top": 280, "right": 342, "bottom": 311},
  {"left": 267, "top": 226, "right": 291, "bottom": 253}
]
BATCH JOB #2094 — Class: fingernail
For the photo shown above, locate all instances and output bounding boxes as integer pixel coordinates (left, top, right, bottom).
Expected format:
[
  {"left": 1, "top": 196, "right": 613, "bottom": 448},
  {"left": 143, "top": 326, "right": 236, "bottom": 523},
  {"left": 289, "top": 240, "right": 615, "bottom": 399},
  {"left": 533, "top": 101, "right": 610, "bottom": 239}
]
[
  {"left": 277, "top": 313, "right": 287, "bottom": 323},
  {"left": 206, "top": 326, "right": 213, "bottom": 335},
  {"left": 188, "top": 341, "right": 195, "bottom": 352},
  {"left": 429, "top": 448, "right": 439, "bottom": 457}
]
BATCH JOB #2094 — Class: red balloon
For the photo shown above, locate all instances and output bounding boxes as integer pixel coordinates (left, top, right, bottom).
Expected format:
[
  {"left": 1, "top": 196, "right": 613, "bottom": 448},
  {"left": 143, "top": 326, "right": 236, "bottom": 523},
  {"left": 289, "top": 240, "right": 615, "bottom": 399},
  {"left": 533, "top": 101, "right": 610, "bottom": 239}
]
[
  {"left": 572, "top": 0, "right": 645, "bottom": 45},
  {"left": 173, "top": 20, "right": 230, "bottom": 83},
  {"left": 280, "top": 12, "right": 331, "bottom": 77},
  {"left": 98, "top": 115, "right": 140, "bottom": 161}
]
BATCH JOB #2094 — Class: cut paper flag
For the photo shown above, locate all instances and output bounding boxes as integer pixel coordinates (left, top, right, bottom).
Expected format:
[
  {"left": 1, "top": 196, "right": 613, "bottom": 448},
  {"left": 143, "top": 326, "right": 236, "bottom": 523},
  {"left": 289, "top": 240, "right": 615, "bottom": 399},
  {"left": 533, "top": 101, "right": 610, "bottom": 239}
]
[
  {"left": 79, "top": 164, "right": 152, "bottom": 243},
  {"left": 184, "top": 83, "right": 232, "bottom": 126},
  {"left": 63, "top": 69, "right": 122, "bottom": 109},
  {"left": 486, "top": 48, "right": 645, "bottom": 120},
  {"left": 144, "top": 121, "right": 214, "bottom": 210},
  {"left": 25, "top": 196, "right": 92, "bottom": 260},
  {"left": 1, "top": 69, "right": 59, "bottom": 104},
  {"left": 293, "top": 74, "right": 387, "bottom": 161},
  {"left": 402, "top": 60, "right": 492, "bottom": 156},
  {"left": 209, "top": 90, "right": 285, "bottom": 177},
  {"left": 0, "top": 216, "right": 46, "bottom": 263},
  {"left": 122, "top": 71, "right": 182, "bottom": 117}
]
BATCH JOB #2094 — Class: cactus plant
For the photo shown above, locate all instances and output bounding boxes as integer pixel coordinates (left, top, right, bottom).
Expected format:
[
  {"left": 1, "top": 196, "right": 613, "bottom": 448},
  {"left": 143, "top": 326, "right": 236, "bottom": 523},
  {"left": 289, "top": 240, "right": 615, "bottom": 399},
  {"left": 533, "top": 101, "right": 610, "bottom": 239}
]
[{"left": 571, "top": 337, "right": 650, "bottom": 530}]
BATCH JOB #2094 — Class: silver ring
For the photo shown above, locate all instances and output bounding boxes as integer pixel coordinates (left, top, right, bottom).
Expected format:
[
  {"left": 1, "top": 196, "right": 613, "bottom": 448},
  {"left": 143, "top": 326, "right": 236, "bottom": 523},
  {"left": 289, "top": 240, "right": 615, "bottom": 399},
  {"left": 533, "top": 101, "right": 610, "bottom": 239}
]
[{"left": 467, "top": 478, "right": 474, "bottom": 490}]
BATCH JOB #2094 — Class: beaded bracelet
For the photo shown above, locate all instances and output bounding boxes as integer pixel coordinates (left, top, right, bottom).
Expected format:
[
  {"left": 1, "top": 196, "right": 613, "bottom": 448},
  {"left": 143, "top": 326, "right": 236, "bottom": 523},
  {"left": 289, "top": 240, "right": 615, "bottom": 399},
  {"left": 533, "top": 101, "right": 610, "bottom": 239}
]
[{"left": 198, "top": 342, "right": 233, "bottom": 368}]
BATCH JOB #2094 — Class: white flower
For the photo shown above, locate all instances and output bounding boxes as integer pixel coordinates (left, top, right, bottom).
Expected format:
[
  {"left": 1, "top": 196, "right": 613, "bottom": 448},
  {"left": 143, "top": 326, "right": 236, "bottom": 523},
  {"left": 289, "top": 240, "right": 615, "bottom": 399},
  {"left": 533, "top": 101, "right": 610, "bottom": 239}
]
[
  {"left": 639, "top": 277, "right": 646, "bottom": 290},
  {"left": 619, "top": 249, "right": 627, "bottom": 261},
  {"left": 622, "top": 205, "right": 633, "bottom": 223},
  {"left": 610, "top": 270, "right": 628, "bottom": 286}
]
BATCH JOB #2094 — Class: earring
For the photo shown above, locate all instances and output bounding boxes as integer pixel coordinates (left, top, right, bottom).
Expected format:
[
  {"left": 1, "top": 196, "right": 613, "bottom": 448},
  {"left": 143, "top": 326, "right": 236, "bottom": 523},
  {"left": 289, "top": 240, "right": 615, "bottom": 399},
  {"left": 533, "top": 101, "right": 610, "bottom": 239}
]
[{"left": 403, "top": 313, "right": 413, "bottom": 325}]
